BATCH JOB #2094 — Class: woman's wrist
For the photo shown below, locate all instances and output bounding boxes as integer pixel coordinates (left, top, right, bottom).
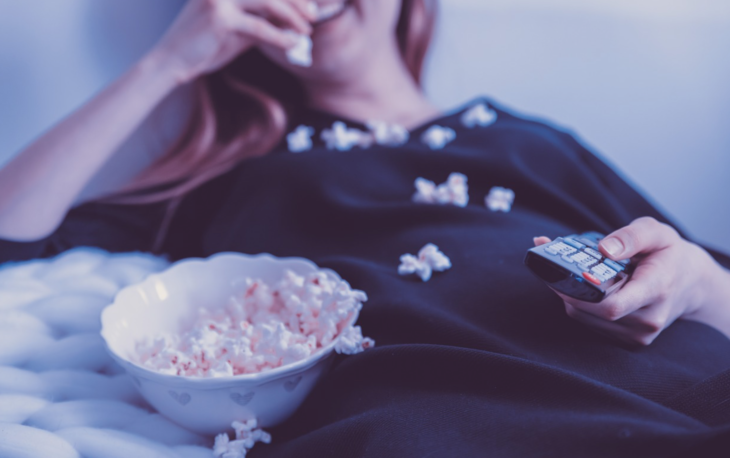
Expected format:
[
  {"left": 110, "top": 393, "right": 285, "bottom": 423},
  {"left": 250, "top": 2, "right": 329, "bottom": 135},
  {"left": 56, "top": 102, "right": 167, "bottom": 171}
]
[
  {"left": 136, "top": 49, "right": 195, "bottom": 94},
  {"left": 683, "top": 259, "right": 730, "bottom": 338}
]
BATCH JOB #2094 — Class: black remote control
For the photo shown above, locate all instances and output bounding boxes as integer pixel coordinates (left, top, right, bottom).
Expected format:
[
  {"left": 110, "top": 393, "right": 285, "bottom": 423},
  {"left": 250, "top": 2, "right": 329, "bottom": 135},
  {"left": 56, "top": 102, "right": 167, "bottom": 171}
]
[{"left": 524, "top": 232, "right": 634, "bottom": 303}]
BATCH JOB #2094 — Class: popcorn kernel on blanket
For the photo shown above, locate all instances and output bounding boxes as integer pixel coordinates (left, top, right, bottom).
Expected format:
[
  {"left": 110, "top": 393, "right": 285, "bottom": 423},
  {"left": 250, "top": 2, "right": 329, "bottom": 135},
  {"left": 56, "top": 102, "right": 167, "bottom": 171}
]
[
  {"left": 421, "top": 125, "right": 456, "bottom": 150},
  {"left": 461, "top": 102, "right": 497, "bottom": 128},
  {"left": 366, "top": 120, "right": 409, "bottom": 147},
  {"left": 287, "top": 125, "right": 315, "bottom": 153},
  {"left": 214, "top": 419, "right": 271, "bottom": 458},
  {"left": 485, "top": 186, "right": 515, "bottom": 212},
  {"left": 398, "top": 243, "right": 452, "bottom": 282},
  {"left": 134, "top": 269, "right": 372, "bottom": 378},
  {"left": 412, "top": 172, "right": 469, "bottom": 207},
  {"left": 321, "top": 121, "right": 372, "bottom": 151}
]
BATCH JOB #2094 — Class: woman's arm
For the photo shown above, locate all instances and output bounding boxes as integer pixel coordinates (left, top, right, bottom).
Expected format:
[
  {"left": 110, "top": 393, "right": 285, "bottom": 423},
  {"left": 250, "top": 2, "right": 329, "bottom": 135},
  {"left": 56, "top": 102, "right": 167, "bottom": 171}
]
[
  {"left": 0, "top": 0, "right": 313, "bottom": 242},
  {"left": 0, "top": 56, "right": 179, "bottom": 241}
]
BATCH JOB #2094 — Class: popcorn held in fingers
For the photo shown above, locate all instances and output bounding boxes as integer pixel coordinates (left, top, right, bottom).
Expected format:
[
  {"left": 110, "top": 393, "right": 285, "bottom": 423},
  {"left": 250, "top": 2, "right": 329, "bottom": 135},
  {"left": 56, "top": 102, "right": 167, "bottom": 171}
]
[
  {"left": 335, "top": 325, "right": 375, "bottom": 355},
  {"left": 421, "top": 125, "right": 456, "bottom": 150},
  {"left": 285, "top": 31, "right": 313, "bottom": 67},
  {"left": 485, "top": 186, "right": 515, "bottom": 212},
  {"left": 213, "top": 420, "right": 271, "bottom": 458},
  {"left": 412, "top": 172, "right": 469, "bottom": 207},
  {"left": 366, "top": 120, "right": 410, "bottom": 147},
  {"left": 461, "top": 103, "right": 497, "bottom": 128},
  {"left": 133, "top": 269, "right": 371, "bottom": 378},
  {"left": 321, "top": 121, "right": 373, "bottom": 151},
  {"left": 398, "top": 243, "right": 452, "bottom": 282},
  {"left": 287, "top": 125, "right": 315, "bottom": 153}
]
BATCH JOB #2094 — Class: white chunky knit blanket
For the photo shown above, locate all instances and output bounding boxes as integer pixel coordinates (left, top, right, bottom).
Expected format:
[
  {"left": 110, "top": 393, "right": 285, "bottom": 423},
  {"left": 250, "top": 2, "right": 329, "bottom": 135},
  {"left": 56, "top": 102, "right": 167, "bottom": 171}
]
[{"left": 0, "top": 248, "right": 219, "bottom": 458}]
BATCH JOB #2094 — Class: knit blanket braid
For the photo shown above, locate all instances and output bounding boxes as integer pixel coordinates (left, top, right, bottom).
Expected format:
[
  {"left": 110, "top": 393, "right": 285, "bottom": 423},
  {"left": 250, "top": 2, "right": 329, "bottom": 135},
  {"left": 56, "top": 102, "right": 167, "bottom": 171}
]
[{"left": 0, "top": 248, "right": 216, "bottom": 458}]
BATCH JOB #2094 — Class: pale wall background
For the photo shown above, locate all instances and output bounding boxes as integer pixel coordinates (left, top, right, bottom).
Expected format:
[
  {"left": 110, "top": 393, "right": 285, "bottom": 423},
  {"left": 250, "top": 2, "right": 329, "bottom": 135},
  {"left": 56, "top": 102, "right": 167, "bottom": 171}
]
[{"left": 1, "top": 0, "right": 729, "bottom": 252}]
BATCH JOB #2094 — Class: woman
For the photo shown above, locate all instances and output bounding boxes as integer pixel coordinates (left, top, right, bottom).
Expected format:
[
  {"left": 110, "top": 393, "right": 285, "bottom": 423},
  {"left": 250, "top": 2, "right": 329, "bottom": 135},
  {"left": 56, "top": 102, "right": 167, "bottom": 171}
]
[{"left": 1, "top": 0, "right": 730, "bottom": 456}]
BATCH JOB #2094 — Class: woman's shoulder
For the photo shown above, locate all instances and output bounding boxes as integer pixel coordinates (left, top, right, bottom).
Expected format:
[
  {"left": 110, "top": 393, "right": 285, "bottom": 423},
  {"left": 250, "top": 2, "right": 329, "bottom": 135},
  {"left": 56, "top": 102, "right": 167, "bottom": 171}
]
[{"left": 436, "top": 95, "right": 592, "bottom": 156}]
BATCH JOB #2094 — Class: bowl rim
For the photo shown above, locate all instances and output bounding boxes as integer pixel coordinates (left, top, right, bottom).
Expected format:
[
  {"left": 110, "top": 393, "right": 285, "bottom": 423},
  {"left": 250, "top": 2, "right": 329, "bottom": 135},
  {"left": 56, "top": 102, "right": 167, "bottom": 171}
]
[{"left": 100, "top": 251, "right": 360, "bottom": 387}]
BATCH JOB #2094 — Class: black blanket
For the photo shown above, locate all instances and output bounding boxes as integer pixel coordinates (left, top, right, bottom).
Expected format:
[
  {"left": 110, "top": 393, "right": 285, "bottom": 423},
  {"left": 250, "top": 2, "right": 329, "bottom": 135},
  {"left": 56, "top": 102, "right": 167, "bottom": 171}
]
[{"left": 4, "top": 97, "right": 730, "bottom": 457}]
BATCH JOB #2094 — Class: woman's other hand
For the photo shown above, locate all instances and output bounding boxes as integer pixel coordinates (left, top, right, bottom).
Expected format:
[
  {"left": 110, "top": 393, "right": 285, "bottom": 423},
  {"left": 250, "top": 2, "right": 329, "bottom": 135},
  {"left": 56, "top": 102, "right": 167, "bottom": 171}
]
[
  {"left": 147, "top": 0, "right": 316, "bottom": 84},
  {"left": 534, "top": 217, "right": 730, "bottom": 346}
]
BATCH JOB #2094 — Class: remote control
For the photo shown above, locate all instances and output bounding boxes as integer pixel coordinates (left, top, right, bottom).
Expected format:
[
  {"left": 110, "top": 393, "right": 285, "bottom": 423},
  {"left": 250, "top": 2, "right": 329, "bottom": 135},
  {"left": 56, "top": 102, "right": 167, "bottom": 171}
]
[{"left": 524, "top": 232, "right": 634, "bottom": 303}]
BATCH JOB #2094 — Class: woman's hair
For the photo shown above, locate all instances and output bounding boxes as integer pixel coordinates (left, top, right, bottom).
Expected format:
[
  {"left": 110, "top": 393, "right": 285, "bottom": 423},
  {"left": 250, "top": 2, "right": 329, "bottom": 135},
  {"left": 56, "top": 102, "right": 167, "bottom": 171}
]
[{"left": 104, "top": 0, "right": 437, "bottom": 205}]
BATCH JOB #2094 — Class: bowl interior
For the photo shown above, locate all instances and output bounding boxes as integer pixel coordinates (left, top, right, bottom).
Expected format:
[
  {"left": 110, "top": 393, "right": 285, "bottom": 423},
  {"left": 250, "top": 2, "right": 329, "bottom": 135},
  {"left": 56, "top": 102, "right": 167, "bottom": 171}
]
[{"left": 101, "top": 252, "right": 337, "bottom": 367}]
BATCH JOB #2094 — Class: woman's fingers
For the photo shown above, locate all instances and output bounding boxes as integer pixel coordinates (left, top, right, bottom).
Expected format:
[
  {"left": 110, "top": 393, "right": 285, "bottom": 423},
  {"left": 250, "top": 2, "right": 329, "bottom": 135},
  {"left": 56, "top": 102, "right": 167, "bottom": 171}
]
[
  {"left": 258, "top": 0, "right": 313, "bottom": 34},
  {"left": 598, "top": 216, "right": 679, "bottom": 260},
  {"left": 289, "top": 0, "right": 319, "bottom": 22},
  {"left": 231, "top": 0, "right": 314, "bottom": 34},
  {"left": 533, "top": 236, "right": 551, "bottom": 246},
  {"left": 564, "top": 303, "right": 663, "bottom": 346},
  {"left": 219, "top": 3, "right": 301, "bottom": 49}
]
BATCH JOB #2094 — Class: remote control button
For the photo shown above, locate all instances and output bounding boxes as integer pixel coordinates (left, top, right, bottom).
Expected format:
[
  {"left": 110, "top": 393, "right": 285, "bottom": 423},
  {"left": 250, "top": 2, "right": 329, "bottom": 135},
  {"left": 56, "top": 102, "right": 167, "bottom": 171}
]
[
  {"left": 591, "top": 264, "right": 617, "bottom": 281},
  {"left": 562, "top": 238, "right": 586, "bottom": 249},
  {"left": 582, "top": 272, "right": 602, "bottom": 285},
  {"left": 561, "top": 255, "right": 575, "bottom": 263},
  {"left": 545, "top": 242, "right": 576, "bottom": 257},
  {"left": 570, "top": 252, "right": 592, "bottom": 263},
  {"left": 603, "top": 259, "right": 625, "bottom": 272},
  {"left": 577, "top": 237, "right": 599, "bottom": 248},
  {"left": 577, "top": 263, "right": 593, "bottom": 272},
  {"left": 584, "top": 248, "right": 603, "bottom": 260},
  {"left": 544, "top": 247, "right": 559, "bottom": 255}
]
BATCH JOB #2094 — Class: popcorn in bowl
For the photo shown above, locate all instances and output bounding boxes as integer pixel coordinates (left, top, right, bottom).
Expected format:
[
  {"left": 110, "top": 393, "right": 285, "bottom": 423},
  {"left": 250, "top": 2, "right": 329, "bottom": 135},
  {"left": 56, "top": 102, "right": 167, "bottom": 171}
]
[
  {"left": 133, "top": 269, "right": 373, "bottom": 378},
  {"left": 100, "top": 252, "right": 374, "bottom": 436}
]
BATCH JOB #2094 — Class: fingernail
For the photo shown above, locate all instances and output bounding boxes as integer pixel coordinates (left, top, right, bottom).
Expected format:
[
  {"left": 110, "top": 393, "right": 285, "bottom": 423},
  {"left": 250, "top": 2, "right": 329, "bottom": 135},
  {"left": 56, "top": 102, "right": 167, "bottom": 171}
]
[
  {"left": 600, "top": 237, "right": 624, "bottom": 257},
  {"left": 307, "top": 2, "right": 319, "bottom": 17}
]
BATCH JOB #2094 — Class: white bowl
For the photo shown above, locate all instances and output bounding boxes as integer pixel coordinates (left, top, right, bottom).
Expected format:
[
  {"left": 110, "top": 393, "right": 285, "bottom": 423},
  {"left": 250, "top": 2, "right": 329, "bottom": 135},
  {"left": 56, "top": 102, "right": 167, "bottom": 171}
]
[{"left": 100, "top": 252, "right": 359, "bottom": 435}]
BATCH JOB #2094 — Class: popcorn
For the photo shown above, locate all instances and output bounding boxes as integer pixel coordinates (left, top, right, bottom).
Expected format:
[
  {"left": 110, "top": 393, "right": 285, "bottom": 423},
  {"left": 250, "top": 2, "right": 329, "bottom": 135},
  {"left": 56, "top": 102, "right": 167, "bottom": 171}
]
[
  {"left": 421, "top": 125, "right": 456, "bottom": 150},
  {"left": 334, "top": 325, "right": 375, "bottom": 355},
  {"left": 213, "top": 420, "right": 271, "bottom": 458},
  {"left": 285, "top": 32, "right": 313, "bottom": 67},
  {"left": 366, "top": 120, "right": 409, "bottom": 147},
  {"left": 287, "top": 125, "right": 315, "bottom": 153},
  {"left": 134, "top": 270, "right": 373, "bottom": 378},
  {"left": 485, "top": 186, "right": 515, "bottom": 212},
  {"left": 461, "top": 103, "right": 497, "bottom": 128},
  {"left": 398, "top": 243, "right": 452, "bottom": 282},
  {"left": 321, "top": 121, "right": 373, "bottom": 151},
  {"left": 412, "top": 172, "right": 469, "bottom": 207}
]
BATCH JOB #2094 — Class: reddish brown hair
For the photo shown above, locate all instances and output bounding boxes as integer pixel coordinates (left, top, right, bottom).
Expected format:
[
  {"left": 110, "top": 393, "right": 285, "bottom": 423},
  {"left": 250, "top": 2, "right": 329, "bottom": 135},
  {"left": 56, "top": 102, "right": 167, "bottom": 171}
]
[{"left": 105, "top": 0, "right": 437, "bottom": 205}]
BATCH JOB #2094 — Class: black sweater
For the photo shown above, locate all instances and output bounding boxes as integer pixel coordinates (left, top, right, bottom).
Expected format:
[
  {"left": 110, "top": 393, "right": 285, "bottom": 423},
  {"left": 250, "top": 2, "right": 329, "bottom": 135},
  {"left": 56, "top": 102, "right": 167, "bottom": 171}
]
[{"left": 3, "top": 97, "right": 730, "bottom": 457}]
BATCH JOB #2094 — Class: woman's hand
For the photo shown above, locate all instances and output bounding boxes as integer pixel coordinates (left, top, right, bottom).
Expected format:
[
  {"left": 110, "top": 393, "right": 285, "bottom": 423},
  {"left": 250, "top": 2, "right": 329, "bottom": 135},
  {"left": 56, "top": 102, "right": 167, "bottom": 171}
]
[
  {"left": 534, "top": 217, "right": 730, "bottom": 346},
  {"left": 147, "top": 0, "right": 316, "bottom": 84}
]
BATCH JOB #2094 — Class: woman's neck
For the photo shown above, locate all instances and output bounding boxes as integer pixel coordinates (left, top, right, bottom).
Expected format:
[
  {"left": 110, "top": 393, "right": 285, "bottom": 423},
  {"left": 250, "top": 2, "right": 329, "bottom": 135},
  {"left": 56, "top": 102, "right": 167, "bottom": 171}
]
[{"left": 302, "top": 50, "right": 441, "bottom": 130}]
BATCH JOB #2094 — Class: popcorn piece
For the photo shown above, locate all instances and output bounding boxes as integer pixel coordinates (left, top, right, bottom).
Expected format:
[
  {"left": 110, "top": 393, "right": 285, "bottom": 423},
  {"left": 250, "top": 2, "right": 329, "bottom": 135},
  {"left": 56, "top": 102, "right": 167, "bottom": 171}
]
[
  {"left": 366, "top": 120, "right": 409, "bottom": 147},
  {"left": 321, "top": 121, "right": 372, "bottom": 151},
  {"left": 485, "top": 186, "right": 515, "bottom": 212},
  {"left": 335, "top": 325, "right": 375, "bottom": 355},
  {"left": 285, "top": 32, "right": 313, "bottom": 67},
  {"left": 213, "top": 420, "right": 272, "bottom": 458},
  {"left": 134, "top": 269, "right": 369, "bottom": 378},
  {"left": 461, "top": 103, "right": 497, "bottom": 128},
  {"left": 421, "top": 125, "right": 456, "bottom": 150},
  {"left": 412, "top": 172, "right": 469, "bottom": 207},
  {"left": 398, "top": 243, "right": 452, "bottom": 282},
  {"left": 287, "top": 125, "right": 315, "bottom": 153}
]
